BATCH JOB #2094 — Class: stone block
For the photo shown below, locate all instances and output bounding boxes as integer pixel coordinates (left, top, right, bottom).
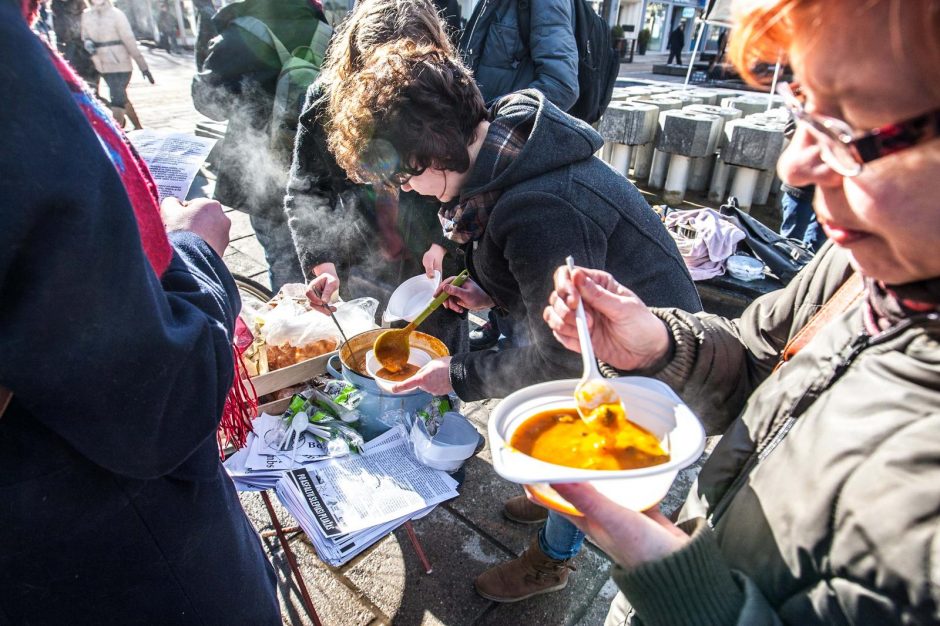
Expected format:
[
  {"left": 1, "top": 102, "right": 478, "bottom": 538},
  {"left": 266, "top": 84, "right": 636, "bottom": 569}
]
[
  {"left": 598, "top": 102, "right": 657, "bottom": 145},
  {"left": 722, "top": 119, "right": 786, "bottom": 169},
  {"left": 721, "top": 94, "right": 783, "bottom": 117},
  {"left": 666, "top": 91, "right": 705, "bottom": 107},
  {"left": 688, "top": 88, "right": 719, "bottom": 105},
  {"left": 656, "top": 110, "right": 719, "bottom": 157}
]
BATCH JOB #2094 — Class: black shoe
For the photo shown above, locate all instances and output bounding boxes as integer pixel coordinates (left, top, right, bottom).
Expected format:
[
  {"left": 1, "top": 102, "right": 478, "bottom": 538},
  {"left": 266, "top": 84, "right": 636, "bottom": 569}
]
[{"left": 469, "top": 322, "right": 499, "bottom": 351}]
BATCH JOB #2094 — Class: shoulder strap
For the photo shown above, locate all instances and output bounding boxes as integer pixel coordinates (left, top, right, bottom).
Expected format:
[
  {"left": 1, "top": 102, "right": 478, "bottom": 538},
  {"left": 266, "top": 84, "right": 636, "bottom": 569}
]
[
  {"left": 232, "top": 15, "right": 291, "bottom": 66},
  {"left": 0, "top": 386, "right": 11, "bottom": 421},
  {"left": 776, "top": 272, "right": 865, "bottom": 369}
]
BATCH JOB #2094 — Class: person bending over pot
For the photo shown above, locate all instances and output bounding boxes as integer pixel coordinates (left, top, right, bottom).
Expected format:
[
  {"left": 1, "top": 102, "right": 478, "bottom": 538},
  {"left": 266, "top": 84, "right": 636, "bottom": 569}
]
[
  {"left": 325, "top": 42, "right": 702, "bottom": 602},
  {"left": 543, "top": 0, "right": 940, "bottom": 623}
]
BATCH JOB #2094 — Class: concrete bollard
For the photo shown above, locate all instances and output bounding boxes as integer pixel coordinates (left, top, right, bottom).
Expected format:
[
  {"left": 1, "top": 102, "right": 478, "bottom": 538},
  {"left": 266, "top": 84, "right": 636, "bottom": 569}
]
[
  {"left": 721, "top": 94, "right": 784, "bottom": 117},
  {"left": 720, "top": 119, "right": 786, "bottom": 211},
  {"left": 597, "top": 102, "right": 659, "bottom": 177},
  {"left": 730, "top": 166, "right": 761, "bottom": 212},
  {"left": 666, "top": 91, "right": 706, "bottom": 107},
  {"left": 632, "top": 97, "right": 683, "bottom": 182},
  {"left": 754, "top": 168, "right": 775, "bottom": 206},
  {"left": 657, "top": 111, "right": 719, "bottom": 205},
  {"left": 687, "top": 89, "right": 719, "bottom": 105},
  {"left": 683, "top": 105, "right": 742, "bottom": 193},
  {"left": 709, "top": 157, "right": 734, "bottom": 203}
]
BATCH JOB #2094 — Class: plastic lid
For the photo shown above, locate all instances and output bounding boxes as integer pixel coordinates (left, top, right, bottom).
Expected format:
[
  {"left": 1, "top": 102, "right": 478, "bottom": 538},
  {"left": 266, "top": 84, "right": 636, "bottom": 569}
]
[{"left": 726, "top": 255, "right": 765, "bottom": 281}]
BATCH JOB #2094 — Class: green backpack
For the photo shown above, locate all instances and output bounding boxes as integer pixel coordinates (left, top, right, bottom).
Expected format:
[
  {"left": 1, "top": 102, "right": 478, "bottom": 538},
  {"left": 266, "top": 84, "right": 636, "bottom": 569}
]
[{"left": 232, "top": 16, "right": 332, "bottom": 152}]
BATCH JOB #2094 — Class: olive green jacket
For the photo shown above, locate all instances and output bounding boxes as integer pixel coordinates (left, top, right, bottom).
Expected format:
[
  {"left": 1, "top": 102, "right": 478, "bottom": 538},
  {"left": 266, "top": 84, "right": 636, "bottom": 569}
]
[{"left": 608, "top": 242, "right": 940, "bottom": 625}]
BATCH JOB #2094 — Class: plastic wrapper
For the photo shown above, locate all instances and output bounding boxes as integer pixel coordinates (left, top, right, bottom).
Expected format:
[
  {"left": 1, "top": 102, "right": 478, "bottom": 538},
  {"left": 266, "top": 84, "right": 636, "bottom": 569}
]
[
  {"left": 238, "top": 285, "right": 378, "bottom": 373},
  {"left": 414, "top": 397, "right": 451, "bottom": 436},
  {"left": 282, "top": 393, "right": 365, "bottom": 453}
]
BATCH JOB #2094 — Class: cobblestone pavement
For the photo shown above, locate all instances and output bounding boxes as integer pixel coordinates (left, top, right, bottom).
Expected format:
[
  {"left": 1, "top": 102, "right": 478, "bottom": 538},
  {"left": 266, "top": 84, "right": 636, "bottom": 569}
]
[{"left": 130, "top": 46, "right": 708, "bottom": 626}]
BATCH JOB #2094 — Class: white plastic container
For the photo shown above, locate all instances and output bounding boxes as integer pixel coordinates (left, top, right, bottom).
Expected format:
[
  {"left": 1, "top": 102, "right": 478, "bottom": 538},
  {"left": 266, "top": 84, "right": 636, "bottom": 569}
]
[
  {"left": 365, "top": 348, "right": 434, "bottom": 394},
  {"left": 383, "top": 271, "right": 441, "bottom": 323},
  {"left": 726, "top": 254, "right": 765, "bottom": 281},
  {"left": 410, "top": 412, "right": 480, "bottom": 472},
  {"left": 489, "top": 377, "right": 705, "bottom": 514}
]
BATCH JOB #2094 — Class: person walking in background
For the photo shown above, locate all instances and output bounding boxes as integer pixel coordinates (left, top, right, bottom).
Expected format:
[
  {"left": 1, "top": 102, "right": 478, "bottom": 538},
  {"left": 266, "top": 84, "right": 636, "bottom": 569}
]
[
  {"left": 543, "top": 0, "right": 940, "bottom": 623},
  {"left": 192, "top": 0, "right": 328, "bottom": 292},
  {"left": 54, "top": 0, "right": 99, "bottom": 86},
  {"left": 156, "top": 2, "right": 179, "bottom": 54},
  {"left": 667, "top": 22, "right": 684, "bottom": 64},
  {"left": 458, "top": 0, "right": 580, "bottom": 351},
  {"left": 1, "top": 4, "right": 280, "bottom": 623},
  {"left": 81, "top": 0, "right": 153, "bottom": 128}
]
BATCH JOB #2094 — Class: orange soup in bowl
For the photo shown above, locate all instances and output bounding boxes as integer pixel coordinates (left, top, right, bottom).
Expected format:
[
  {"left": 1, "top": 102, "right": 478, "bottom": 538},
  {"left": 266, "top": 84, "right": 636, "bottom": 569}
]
[{"left": 509, "top": 406, "right": 670, "bottom": 471}]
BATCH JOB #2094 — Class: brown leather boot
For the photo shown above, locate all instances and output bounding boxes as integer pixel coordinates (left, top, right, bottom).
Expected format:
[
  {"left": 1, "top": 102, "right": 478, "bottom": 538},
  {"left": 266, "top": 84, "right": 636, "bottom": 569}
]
[
  {"left": 474, "top": 539, "right": 575, "bottom": 602},
  {"left": 503, "top": 495, "right": 548, "bottom": 524}
]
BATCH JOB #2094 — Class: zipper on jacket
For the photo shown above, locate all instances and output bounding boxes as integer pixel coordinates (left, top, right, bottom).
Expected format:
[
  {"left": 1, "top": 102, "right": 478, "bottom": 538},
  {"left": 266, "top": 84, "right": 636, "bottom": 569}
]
[{"left": 707, "top": 330, "right": 873, "bottom": 526}]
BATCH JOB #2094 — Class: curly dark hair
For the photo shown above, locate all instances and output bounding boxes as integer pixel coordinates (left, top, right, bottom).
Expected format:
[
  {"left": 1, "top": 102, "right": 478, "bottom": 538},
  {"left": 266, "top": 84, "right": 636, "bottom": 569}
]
[{"left": 327, "top": 40, "right": 487, "bottom": 184}]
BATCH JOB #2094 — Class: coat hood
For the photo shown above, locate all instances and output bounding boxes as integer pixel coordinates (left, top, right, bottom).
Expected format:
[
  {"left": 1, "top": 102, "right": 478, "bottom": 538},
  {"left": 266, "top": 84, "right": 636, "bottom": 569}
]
[{"left": 460, "top": 89, "right": 603, "bottom": 200}]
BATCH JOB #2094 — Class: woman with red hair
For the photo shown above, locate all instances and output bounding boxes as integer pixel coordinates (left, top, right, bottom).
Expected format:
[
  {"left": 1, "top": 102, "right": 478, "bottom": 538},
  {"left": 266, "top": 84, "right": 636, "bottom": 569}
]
[{"left": 545, "top": 0, "right": 940, "bottom": 623}]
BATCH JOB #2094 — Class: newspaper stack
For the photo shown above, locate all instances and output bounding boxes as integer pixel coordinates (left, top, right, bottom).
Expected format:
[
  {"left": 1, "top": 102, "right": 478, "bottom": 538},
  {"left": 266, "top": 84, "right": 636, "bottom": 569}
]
[
  {"left": 224, "top": 413, "right": 353, "bottom": 491},
  {"left": 275, "top": 425, "right": 459, "bottom": 566}
]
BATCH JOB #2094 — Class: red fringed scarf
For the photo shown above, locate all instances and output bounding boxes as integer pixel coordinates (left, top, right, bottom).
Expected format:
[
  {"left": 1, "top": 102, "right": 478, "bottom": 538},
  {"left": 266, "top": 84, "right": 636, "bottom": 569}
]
[{"left": 31, "top": 6, "right": 257, "bottom": 454}]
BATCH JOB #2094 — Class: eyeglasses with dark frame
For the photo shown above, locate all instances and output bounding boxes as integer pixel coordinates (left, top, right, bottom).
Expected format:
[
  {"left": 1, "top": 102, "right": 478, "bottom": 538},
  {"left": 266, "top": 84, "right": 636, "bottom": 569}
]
[
  {"left": 776, "top": 81, "right": 940, "bottom": 177},
  {"left": 389, "top": 164, "right": 426, "bottom": 186}
]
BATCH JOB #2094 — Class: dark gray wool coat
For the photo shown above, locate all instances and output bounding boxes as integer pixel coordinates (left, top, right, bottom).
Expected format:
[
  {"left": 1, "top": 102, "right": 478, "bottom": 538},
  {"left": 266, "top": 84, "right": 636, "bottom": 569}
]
[{"left": 449, "top": 90, "right": 702, "bottom": 401}]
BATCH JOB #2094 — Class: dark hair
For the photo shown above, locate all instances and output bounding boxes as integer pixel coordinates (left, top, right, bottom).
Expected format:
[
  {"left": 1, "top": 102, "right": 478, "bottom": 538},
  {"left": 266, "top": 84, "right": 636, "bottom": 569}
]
[{"left": 328, "top": 41, "right": 487, "bottom": 183}]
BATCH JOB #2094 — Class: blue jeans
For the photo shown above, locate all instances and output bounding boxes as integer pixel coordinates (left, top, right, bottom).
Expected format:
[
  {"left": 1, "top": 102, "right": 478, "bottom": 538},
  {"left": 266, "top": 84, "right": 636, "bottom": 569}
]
[
  {"left": 780, "top": 189, "right": 826, "bottom": 252},
  {"left": 538, "top": 510, "right": 585, "bottom": 560}
]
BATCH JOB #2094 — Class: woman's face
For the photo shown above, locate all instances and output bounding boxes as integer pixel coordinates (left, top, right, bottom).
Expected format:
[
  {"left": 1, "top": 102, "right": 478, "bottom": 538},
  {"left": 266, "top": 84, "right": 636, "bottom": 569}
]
[
  {"left": 401, "top": 168, "right": 459, "bottom": 203},
  {"left": 777, "top": 2, "right": 940, "bottom": 285}
]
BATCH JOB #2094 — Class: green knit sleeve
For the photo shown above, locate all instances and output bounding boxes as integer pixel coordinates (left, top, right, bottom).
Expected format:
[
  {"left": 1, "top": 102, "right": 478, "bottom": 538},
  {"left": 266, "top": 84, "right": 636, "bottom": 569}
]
[{"left": 610, "top": 519, "right": 779, "bottom": 626}]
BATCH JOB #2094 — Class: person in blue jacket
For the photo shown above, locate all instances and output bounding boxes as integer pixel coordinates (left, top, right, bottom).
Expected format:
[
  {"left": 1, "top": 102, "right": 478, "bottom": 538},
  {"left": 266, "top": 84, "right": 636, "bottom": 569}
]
[
  {"left": 0, "top": 3, "right": 279, "bottom": 623},
  {"left": 458, "top": 0, "right": 580, "bottom": 351}
]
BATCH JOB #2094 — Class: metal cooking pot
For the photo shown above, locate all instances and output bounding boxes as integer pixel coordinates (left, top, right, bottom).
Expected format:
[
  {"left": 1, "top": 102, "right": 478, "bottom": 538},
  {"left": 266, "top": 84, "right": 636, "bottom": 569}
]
[{"left": 326, "top": 329, "right": 449, "bottom": 440}]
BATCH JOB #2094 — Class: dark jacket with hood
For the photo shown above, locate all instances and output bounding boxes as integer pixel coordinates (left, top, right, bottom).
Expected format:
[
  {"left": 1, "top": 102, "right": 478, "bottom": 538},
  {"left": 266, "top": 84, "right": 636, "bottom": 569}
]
[
  {"left": 605, "top": 243, "right": 940, "bottom": 625},
  {"left": 0, "top": 8, "right": 278, "bottom": 623},
  {"left": 458, "top": 0, "right": 579, "bottom": 110},
  {"left": 449, "top": 90, "right": 701, "bottom": 401},
  {"left": 191, "top": 0, "right": 326, "bottom": 214}
]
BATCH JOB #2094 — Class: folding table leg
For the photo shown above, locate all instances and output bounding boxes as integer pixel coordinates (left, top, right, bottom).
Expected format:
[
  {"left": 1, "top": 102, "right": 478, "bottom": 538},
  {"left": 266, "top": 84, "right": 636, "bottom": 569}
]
[
  {"left": 261, "top": 491, "right": 323, "bottom": 626},
  {"left": 404, "top": 521, "right": 433, "bottom": 574}
]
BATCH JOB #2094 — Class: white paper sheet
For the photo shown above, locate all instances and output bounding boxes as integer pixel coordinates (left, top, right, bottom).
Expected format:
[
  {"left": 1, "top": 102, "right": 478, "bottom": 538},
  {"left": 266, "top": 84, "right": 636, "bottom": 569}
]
[{"left": 127, "top": 129, "right": 216, "bottom": 201}]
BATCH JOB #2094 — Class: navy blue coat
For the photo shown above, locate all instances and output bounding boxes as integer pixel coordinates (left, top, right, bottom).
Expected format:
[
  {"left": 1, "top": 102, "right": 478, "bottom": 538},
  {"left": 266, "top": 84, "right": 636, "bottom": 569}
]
[
  {"left": 458, "top": 0, "right": 579, "bottom": 110},
  {"left": 0, "top": 7, "right": 278, "bottom": 623}
]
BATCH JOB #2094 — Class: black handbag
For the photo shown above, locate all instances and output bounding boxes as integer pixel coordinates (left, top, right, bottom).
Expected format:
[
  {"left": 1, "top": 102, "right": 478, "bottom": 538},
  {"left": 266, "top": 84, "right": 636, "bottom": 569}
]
[{"left": 719, "top": 197, "right": 814, "bottom": 284}]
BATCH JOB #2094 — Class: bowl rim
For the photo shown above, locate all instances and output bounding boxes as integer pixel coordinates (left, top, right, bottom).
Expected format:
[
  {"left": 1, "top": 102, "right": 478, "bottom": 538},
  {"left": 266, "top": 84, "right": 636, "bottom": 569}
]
[
  {"left": 364, "top": 348, "right": 434, "bottom": 395},
  {"left": 488, "top": 377, "right": 706, "bottom": 483}
]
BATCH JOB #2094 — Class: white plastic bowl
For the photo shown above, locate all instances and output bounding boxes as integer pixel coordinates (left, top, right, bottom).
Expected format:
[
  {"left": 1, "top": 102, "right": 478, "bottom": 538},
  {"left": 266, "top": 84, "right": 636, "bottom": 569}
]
[
  {"left": 489, "top": 377, "right": 705, "bottom": 514},
  {"left": 365, "top": 348, "right": 434, "bottom": 395},
  {"left": 383, "top": 271, "right": 441, "bottom": 323}
]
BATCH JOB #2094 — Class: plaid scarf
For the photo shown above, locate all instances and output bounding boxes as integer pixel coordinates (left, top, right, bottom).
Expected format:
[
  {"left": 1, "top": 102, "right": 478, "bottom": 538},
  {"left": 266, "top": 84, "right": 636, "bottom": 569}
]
[{"left": 439, "top": 99, "right": 532, "bottom": 244}]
